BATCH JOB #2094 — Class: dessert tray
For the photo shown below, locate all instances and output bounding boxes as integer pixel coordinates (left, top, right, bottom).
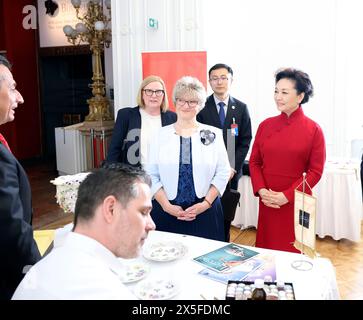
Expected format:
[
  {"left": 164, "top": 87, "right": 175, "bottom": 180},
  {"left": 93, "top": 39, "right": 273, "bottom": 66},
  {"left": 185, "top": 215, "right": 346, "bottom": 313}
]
[
  {"left": 118, "top": 261, "right": 149, "bottom": 284},
  {"left": 142, "top": 241, "right": 187, "bottom": 262},
  {"left": 134, "top": 278, "right": 180, "bottom": 300}
]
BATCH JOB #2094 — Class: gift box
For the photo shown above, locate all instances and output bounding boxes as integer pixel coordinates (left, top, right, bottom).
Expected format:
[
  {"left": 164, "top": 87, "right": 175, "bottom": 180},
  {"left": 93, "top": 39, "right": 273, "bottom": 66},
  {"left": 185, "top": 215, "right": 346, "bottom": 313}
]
[{"left": 225, "top": 280, "right": 295, "bottom": 300}]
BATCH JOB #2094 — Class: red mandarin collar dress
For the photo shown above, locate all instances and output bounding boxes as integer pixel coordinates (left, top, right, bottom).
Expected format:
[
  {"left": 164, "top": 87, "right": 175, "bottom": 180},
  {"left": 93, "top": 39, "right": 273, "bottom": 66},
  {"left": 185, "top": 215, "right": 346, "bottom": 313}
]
[{"left": 249, "top": 107, "right": 326, "bottom": 252}]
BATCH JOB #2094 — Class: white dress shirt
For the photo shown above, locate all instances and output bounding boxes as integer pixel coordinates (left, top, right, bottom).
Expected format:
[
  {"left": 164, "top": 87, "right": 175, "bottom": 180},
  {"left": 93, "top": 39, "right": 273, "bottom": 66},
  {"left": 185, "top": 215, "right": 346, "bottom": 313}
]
[
  {"left": 12, "top": 232, "right": 136, "bottom": 300},
  {"left": 213, "top": 95, "right": 229, "bottom": 116},
  {"left": 139, "top": 108, "right": 162, "bottom": 165}
]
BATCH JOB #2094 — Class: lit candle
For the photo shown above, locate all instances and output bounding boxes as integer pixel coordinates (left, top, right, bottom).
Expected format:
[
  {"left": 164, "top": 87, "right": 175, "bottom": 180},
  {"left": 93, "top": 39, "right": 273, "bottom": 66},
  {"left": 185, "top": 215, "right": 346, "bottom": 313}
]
[
  {"left": 94, "top": 21, "right": 105, "bottom": 31},
  {"left": 104, "top": 0, "right": 111, "bottom": 9},
  {"left": 71, "top": 0, "right": 82, "bottom": 8},
  {"left": 63, "top": 25, "right": 74, "bottom": 36},
  {"left": 76, "top": 23, "right": 87, "bottom": 33}
]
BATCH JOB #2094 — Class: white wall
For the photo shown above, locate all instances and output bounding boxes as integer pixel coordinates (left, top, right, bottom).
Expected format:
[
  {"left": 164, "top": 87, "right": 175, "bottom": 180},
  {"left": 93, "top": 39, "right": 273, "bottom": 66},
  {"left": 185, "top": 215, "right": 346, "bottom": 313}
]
[
  {"left": 110, "top": 0, "right": 363, "bottom": 158},
  {"left": 111, "top": 0, "right": 203, "bottom": 113}
]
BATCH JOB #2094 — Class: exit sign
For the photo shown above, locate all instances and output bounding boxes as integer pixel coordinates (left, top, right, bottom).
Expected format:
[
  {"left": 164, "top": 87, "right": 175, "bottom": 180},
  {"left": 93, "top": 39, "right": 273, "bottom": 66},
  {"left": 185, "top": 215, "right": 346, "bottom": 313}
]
[{"left": 148, "top": 18, "right": 158, "bottom": 30}]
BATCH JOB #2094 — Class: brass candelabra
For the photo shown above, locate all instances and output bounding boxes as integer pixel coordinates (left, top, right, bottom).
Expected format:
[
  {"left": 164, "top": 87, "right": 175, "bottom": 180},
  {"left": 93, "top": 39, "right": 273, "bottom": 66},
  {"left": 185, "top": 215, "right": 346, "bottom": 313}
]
[{"left": 63, "top": 0, "right": 112, "bottom": 122}]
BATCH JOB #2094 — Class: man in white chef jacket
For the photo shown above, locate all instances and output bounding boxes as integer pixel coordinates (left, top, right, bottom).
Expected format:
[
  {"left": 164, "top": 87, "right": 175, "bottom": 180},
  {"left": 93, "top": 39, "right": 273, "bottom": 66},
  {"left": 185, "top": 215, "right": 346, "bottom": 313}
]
[{"left": 12, "top": 164, "right": 155, "bottom": 299}]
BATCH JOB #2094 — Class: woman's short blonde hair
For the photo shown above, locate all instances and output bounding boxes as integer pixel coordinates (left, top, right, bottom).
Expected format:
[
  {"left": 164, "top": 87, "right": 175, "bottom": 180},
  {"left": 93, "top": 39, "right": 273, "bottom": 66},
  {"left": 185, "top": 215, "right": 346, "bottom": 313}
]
[
  {"left": 172, "top": 76, "right": 206, "bottom": 112},
  {"left": 136, "top": 75, "right": 169, "bottom": 112}
]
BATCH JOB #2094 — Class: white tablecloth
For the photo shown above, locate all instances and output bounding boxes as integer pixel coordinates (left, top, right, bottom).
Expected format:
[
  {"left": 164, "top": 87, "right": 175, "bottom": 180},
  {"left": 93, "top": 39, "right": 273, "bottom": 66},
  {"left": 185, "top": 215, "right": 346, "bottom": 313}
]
[
  {"left": 233, "top": 175, "right": 259, "bottom": 229},
  {"left": 232, "top": 160, "right": 363, "bottom": 242},
  {"left": 124, "top": 230, "right": 340, "bottom": 300},
  {"left": 315, "top": 160, "right": 363, "bottom": 241}
]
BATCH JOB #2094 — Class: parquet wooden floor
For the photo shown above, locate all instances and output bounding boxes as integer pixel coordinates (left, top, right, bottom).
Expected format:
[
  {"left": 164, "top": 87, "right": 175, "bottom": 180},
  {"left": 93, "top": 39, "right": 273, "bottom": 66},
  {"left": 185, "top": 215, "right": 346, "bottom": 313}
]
[
  {"left": 230, "top": 224, "right": 363, "bottom": 300},
  {"left": 24, "top": 160, "right": 363, "bottom": 300}
]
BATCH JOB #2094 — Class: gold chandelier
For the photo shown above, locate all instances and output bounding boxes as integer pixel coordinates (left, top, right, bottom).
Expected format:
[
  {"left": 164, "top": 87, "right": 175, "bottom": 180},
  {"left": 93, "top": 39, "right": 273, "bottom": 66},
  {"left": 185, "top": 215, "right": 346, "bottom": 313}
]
[{"left": 63, "top": 0, "right": 113, "bottom": 122}]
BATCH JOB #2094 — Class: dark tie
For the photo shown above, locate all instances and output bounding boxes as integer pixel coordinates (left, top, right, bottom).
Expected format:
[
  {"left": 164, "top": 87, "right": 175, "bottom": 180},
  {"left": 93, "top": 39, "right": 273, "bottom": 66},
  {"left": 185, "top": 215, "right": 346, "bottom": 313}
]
[{"left": 218, "top": 102, "right": 226, "bottom": 127}]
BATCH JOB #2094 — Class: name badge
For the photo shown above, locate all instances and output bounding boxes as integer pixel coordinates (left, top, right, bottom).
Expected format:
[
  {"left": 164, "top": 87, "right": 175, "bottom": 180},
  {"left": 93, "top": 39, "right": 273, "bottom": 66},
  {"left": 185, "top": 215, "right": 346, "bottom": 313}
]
[{"left": 231, "top": 123, "right": 238, "bottom": 136}]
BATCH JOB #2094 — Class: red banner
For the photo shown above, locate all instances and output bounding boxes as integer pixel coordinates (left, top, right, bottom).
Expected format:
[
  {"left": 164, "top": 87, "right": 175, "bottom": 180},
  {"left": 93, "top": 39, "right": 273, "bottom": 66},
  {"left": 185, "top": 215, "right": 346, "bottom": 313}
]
[{"left": 142, "top": 51, "right": 207, "bottom": 111}]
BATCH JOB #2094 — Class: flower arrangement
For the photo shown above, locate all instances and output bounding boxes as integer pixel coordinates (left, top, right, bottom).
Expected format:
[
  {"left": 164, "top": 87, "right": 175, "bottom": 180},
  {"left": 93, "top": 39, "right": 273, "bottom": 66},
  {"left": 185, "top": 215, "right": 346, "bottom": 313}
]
[
  {"left": 200, "top": 129, "right": 216, "bottom": 145},
  {"left": 50, "top": 172, "right": 90, "bottom": 214}
]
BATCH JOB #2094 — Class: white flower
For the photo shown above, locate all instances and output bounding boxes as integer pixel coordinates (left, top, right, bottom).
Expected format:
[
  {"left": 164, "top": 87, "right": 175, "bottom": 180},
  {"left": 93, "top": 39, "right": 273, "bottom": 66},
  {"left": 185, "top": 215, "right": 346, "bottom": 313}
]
[
  {"left": 50, "top": 172, "right": 90, "bottom": 214},
  {"left": 200, "top": 129, "right": 216, "bottom": 145}
]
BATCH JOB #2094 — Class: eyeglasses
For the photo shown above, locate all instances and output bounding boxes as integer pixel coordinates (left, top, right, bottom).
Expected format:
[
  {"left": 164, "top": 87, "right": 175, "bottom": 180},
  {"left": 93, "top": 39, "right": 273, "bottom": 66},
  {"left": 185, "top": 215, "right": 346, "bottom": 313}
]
[
  {"left": 143, "top": 89, "right": 165, "bottom": 97},
  {"left": 209, "top": 76, "right": 229, "bottom": 82},
  {"left": 176, "top": 98, "right": 199, "bottom": 108}
]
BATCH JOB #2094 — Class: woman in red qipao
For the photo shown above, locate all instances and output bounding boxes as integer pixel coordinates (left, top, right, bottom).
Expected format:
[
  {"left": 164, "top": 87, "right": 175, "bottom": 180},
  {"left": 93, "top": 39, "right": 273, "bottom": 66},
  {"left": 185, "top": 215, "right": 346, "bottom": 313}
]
[{"left": 249, "top": 68, "right": 326, "bottom": 253}]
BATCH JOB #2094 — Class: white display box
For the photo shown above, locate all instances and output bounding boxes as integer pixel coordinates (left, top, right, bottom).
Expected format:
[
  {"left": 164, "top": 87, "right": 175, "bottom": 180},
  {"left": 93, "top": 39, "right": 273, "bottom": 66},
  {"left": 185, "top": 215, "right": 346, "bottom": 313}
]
[{"left": 55, "top": 123, "right": 87, "bottom": 175}]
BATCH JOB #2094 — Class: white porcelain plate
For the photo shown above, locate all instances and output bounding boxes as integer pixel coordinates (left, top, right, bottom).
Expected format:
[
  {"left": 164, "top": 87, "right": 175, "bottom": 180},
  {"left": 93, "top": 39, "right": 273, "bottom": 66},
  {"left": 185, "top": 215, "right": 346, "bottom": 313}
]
[
  {"left": 119, "top": 262, "right": 149, "bottom": 284},
  {"left": 142, "top": 241, "right": 187, "bottom": 262},
  {"left": 134, "top": 278, "right": 180, "bottom": 300}
]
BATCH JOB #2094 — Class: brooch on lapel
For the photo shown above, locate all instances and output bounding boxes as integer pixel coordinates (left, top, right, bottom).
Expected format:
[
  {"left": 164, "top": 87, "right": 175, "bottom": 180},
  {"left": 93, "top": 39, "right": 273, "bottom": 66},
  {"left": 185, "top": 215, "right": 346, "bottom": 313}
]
[{"left": 200, "top": 129, "right": 216, "bottom": 145}]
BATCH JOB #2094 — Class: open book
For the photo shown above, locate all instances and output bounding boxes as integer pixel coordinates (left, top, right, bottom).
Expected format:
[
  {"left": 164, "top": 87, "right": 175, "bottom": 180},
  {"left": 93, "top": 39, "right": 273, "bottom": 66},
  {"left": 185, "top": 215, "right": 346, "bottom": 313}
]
[
  {"left": 198, "top": 256, "right": 264, "bottom": 284},
  {"left": 193, "top": 243, "right": 259, "bottom": 273},
  {"left": 198, "top": 254, "right": 276, "bottom": 284}
]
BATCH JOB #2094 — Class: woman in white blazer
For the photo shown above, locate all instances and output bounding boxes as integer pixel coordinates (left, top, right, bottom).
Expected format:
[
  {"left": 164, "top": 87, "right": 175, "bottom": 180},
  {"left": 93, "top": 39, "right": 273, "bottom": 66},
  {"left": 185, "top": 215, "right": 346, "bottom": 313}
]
[{"left": 146, "top": 76, "right": 231, "bottom": 241}]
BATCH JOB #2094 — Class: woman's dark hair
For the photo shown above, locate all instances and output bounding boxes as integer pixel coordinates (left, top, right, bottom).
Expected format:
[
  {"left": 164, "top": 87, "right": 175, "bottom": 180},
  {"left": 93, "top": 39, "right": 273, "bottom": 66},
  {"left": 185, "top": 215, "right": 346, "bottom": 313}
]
[{"left": 275, "top": 68, "right": 314, "bottom": 104}]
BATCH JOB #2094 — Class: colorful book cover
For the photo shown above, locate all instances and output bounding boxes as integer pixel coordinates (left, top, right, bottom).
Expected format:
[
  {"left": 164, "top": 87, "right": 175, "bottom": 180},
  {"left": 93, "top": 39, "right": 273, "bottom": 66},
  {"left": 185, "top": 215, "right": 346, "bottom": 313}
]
[
  {"left": 243, "top": 254, "right": 276, "bottom": 282},
  {"left": 198, "top": 256, "right": 264, "bottom": 284},
  {"left": 193, "top": 243, "right": 259, "bottom": 273}
]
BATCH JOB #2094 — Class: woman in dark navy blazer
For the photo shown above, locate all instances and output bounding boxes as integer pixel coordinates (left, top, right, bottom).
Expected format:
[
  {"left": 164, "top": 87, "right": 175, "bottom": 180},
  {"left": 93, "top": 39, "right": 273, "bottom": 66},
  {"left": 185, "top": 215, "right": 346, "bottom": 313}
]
[{"left": 106, "top": 75, "right": 176, "bottom": 167}]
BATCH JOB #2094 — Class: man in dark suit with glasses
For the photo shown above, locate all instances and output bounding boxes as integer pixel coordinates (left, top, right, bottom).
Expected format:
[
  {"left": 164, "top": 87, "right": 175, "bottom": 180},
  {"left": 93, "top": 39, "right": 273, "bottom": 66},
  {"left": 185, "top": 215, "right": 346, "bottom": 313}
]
[{"left": 197, "top": 63, "right": 252, "bottom": 241}]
